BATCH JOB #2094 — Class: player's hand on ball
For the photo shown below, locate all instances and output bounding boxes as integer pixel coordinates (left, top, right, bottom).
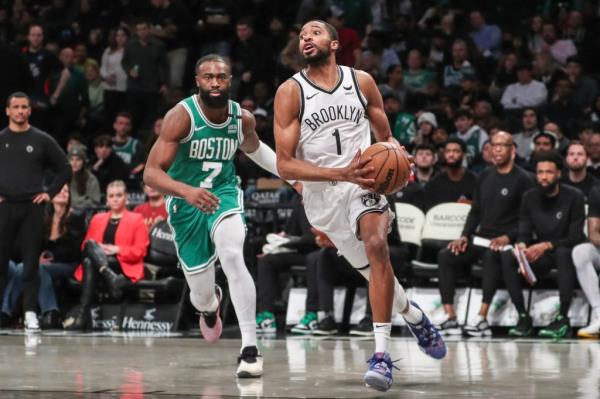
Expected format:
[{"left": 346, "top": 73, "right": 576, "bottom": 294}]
[
  {"left": 184, "top": 187, "right": 221, "bottom": 214},
  {"left": 341, "top": 149, "right": 375, "bottom": 190}
]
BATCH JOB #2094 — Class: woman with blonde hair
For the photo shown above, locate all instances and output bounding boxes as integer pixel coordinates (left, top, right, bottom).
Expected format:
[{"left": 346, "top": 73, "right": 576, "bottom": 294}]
[{"left": 64, "top": 180, "right": 149, "bottom": 330}]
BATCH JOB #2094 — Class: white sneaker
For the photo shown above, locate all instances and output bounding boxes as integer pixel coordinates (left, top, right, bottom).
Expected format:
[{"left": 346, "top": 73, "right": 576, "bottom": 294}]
[
  {"left": 577, "top": 313, "right": 600, "bottom": 339},
  {"left": 463, "top": 315, "right": 492, "bottom": 337},
  {"left": 24, "top": 311, "right": 40, "bottom": 333},
  {"left": 435, "top": 318, "right": 462, "bottom": 336},
  {"left": 236, "top": 346, "right": 263, "bottom": 378}
]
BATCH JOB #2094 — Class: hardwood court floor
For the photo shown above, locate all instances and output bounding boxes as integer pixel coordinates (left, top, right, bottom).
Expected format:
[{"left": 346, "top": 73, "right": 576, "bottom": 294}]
[{"left": 0, "top": 331, "right": 598, "bottom": 398}]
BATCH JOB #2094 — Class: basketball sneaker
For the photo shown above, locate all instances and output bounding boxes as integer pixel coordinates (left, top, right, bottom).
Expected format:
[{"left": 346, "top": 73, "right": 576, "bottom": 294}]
[
  {"left": 577, "top": 309, "right": 600, "bottom": 338},
  {"left": 350, "top": 316, "right": 374, "bottom": 337},
  {"left": 199, "top": 285, "right": 222, "bottom": 344},
  {"left": 24, "top": 311, "right": 40, "bottom": 333},
  {"left": 290, "top": 311, "right": 317, "bottom": 334},
  {"left": 256, "top": 311, "right": 277, "bottom": 334},
  {"left": 508, "top": 313, "right": 533, "bottom": 337},
  {"left": 405, "top": 301, "right": 446, "bottom": 359},
  {"left": 313, "top": 315, "right": 338, "bottom": 336},
  {"left": 363, "top": 352, "right": 399, "bottom": 392},
  {"left": 463, "top": 315, "right": 492, "bottom": 337},
  {"left": 538, "top": 314, "right": 570, "bottom": 339},
  {"left": 236, "top": 345, "right": 263, "bottom": 378},
  {"left": 435, "top": 317, "right": 462, "bottom": 336}
]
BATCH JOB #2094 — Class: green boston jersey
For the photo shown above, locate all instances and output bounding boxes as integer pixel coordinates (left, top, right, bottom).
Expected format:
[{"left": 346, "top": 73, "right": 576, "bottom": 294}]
[{"left": 168, "top": 96, "right": 243, "bottom": 190}]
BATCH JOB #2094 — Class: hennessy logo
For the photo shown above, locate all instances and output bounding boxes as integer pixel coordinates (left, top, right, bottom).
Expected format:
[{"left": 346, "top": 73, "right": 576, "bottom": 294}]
[{"left": 144, "top": 308, "right": 156, "bottom": 321}]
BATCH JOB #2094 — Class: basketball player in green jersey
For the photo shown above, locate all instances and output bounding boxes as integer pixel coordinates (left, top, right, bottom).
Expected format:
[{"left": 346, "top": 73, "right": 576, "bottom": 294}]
[{"left": 144, "top": 55, "right": 284, "bottom": 378}]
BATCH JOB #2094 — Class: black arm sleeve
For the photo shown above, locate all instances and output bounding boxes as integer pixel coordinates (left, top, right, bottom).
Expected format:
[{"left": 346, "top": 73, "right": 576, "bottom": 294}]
[
  {"left": 461, "top": 177, "right": 481, "bottom": 237},
  {"left": 44, "top": 135, "right": 72, "bottom": 198},
  {"left": 517, "top": 192, "right": 533, "bottom": 245},
  {"left": 282, "top": 203, "right": 317, "bottom": 253},
  {"left": 551, "top": 193, "right": 586, "bottom": 248}
]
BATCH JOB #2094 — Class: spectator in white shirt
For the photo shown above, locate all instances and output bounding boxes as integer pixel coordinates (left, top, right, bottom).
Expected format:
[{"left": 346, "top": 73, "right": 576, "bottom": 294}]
[
  {"left": 100, "top": 27, "right": 129, "bottom": 127},
  {"left": 512, "top": 107, "right": 540, "bottom": 160},
  {"left": 501, "top": 62, "right": 548, "bottom": 111}
]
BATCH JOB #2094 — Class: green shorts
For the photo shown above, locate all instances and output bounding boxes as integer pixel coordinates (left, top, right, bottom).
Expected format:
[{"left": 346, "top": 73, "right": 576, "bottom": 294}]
[{"left": 165, "top": 184, "right": 245, "bottom": 274}]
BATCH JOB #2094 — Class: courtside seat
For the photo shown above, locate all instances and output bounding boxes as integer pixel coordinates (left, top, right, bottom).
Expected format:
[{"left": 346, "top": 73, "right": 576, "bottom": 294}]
[
  {"left": 411, "top": 203, "right": 471, "bottom": 280},
  {"left": 126, "top": 221, "right": 184, "bottom": 299}
]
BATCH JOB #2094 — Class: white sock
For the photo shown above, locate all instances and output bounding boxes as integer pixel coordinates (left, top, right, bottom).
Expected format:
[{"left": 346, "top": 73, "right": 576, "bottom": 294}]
[
  {"left": 239, "top": 321, "right": 257, "bottom": 351},
  {"left": 356, "top": 270, "right": 414, "bottom": 319},
  {"left": 213, "top": 214, "right": 258, "bottom": 351},
  {"left": 373, "top": 322, "right": 392, "bottom": 353},
  {"left": 402, "top": 303, "right": 424, "bottom": 325},
  {"left": 184, "top": 268, "right": 218, "bottom": 313},
  {"left": 592, "top": 306, "right": 600, "bottom": 322}
]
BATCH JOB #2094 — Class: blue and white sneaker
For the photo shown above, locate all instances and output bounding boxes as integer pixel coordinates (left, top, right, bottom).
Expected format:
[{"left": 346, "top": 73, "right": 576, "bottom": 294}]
[
  {"left": 363, "top": 352, "right": 398, "bottom": 392},
  {"left": 405, "top": 301, "right": 447, "bottom": 360}
]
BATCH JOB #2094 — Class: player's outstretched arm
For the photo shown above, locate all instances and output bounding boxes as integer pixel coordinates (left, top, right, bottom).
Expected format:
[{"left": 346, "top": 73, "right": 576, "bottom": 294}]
[
  {"left": 144, "top": 105, "right": 220, "bottom": 212},
  {"left": 274, "top": 79, "right": 374, "bottom": 187},
  {"left": 239, "top": 109, "right": 285, "bottom": 179}
]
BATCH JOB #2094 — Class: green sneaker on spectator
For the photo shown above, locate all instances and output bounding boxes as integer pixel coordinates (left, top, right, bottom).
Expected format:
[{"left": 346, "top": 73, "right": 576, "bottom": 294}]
[
  {"left": 538, "top": 314, "right": 570, "bottom": 339},
  {"left": 290, "top": 311, "right": 318, "bottom": 334},
  {"left": 256, "top": 311, "right": 276, "bottom": 334}
]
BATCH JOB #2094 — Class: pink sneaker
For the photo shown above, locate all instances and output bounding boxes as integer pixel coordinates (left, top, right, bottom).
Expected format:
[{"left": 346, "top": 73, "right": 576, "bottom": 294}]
[{"left": 199, "top": 285, "right": 223, "bottom": 344}]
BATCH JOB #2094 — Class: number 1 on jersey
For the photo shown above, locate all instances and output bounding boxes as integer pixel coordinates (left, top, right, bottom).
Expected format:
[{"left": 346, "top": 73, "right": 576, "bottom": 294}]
[
  {"left": 332, "top": 129, "right": 341, "bottom": 155},
  {"left": 200, "top": 161, "right": 222, "bottom": 189}
]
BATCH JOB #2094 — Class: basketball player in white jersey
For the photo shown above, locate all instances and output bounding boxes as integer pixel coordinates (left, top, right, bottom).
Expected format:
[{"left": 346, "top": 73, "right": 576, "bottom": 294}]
[{"left": 274, "top": 20, "right": 446, "bottom": 392}]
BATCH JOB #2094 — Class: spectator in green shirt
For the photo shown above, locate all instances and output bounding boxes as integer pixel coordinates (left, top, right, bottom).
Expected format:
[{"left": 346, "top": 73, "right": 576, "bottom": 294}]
[{"left": 404, "top": 49, "right": 436, "bottom": 94}]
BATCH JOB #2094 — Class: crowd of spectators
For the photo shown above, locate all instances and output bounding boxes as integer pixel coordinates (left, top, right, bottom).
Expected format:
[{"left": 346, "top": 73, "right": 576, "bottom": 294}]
[{"left": 1, "top": 0, "right": 600, "bottom": 336}]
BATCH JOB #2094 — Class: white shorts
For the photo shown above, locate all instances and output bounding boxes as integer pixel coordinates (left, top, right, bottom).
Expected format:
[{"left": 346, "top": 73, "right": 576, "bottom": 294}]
[{"left": 302, "top": 181, "right": 392, "bottom": 269}]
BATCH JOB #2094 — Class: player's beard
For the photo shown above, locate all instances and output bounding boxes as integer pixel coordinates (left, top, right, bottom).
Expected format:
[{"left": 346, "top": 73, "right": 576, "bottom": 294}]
[
  {"left": 446, "top": 158, "right": 463, "bottom": 169},
  {"left": 537, "top": 180, "right": 558, "bottom": 196},
  {"left": 304, "top": 46, "right": 330, "bottom": 66},
  {"left": 199, "top": 88, "right": 229, "bottom": 108}
]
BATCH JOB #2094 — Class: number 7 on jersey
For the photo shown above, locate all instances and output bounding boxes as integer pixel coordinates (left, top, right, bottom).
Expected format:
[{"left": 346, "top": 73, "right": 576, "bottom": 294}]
[{"left": 200, "top": 161, "right": 222, "bottom": 189}]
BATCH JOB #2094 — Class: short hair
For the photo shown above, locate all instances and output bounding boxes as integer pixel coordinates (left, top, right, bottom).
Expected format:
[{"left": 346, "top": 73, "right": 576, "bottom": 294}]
[
  {"left": 28, "top": 24, "right": 43, "bottom": 34},
  {"left": 6, "top": 91, "right": 30, "bottom": 107},
  {"left": 134, "top": 18, "right": 150, "bottom": 27},
  {"left": 444, "top": 137, "right": 467, "bottom": 153},
  {"left": 115, "top": 111, "right": 132, "bottom": 121},
  {"left": 567, "top": 140, "right": 587, "bottom": 154},
  {"left": 454, "top": 108, "right": 473, "bottom": 120},
  {"left": 522, "top": 107, "right": 538, "bottom": 118},
  {"left": 414, "top": 143, "right": 435, "bottom": 154},
  {"left": 195, "top": 54, "right": 231, "bottom": 72},
  {"left": 304, "top": 20, "right": 339, "bottom": 41},
  {"left": 533, "top": 150, "right": 563, "bottom": 170},
  {"left": 566, "top": 55, "right": 582, "bottom": 66},
  {"left": 93, "top": 134, "right": 112, "bottom": 148},
  {"left": 107, "top": 180, "right": 127, "bottom": 193},
  {"left": 386, "top": 64, "right": 402, "bottom": 76},
  {"left": 236, "top": 17, "right": 255, "bottom": 28}
]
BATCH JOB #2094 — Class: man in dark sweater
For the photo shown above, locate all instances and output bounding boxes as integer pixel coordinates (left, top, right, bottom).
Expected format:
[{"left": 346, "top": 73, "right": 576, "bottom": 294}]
[
  {"left": 505, "top": 151, "right": 585, "bottom": 339},
  {"left": 424, "top": 138, "right": 476, "bottom": 210},
  {"left": 0, "top": 92, "right": 71, "bottom": 332},
  {"left": 436, "top": 131, "right": 534, "bottom": 336},
  {"left": 91, "top": 134, "right": 129, "bottom": 192},
  {"left": 122, "top": 19, "right": 169, "bottom": 130},
  {"left": 561, "top": 141, "right": 598, "bottom": 201}
]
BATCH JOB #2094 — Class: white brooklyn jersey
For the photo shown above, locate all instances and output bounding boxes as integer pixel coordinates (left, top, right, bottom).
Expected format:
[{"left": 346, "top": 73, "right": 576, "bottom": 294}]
[{"left": 291, "top": 65, "right": 370, "bottom": 171}]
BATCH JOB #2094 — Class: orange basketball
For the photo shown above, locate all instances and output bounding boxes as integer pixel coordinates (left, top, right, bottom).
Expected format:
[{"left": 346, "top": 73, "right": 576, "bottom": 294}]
[{"left": 360, "top": 142, "right": 412, "bottom": 195}]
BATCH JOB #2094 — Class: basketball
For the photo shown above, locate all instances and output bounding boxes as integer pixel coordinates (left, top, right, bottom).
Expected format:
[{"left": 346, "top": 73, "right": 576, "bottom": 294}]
[{"left": 360, "top": 142, "right": 411, "bottom": 195}]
